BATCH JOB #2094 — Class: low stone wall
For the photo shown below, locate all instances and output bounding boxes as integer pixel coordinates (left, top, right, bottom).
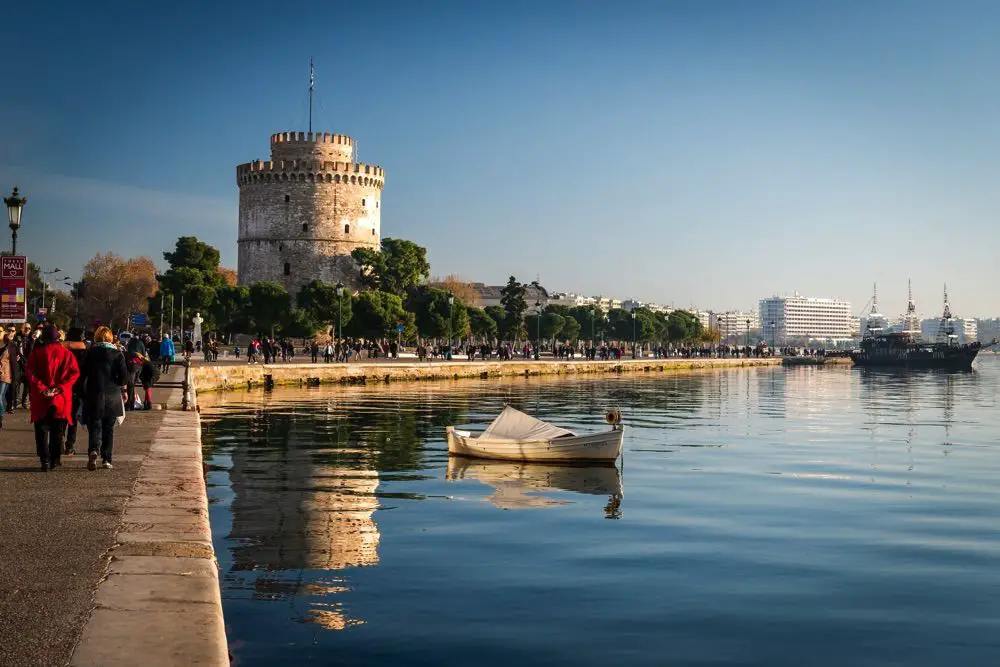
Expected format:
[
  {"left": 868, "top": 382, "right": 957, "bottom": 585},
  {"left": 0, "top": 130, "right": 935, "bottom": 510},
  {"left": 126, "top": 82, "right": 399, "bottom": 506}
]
[{"left": 191, "top": 357, "right": 790, "bottom": 393}]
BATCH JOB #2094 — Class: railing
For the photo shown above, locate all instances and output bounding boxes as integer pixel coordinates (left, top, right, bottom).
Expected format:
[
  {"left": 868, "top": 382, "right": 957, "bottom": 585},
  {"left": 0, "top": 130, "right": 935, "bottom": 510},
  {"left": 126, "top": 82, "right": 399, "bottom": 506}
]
[{"left": 154, "top": 359, "right": 194, "bottom": 411}]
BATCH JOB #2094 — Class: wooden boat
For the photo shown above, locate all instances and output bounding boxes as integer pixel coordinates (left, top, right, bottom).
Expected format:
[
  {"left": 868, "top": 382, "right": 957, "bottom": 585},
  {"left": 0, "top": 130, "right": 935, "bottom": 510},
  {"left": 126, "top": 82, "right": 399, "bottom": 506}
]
[{"left": 446, "top": 406, "right": 624, "bottom": 463}]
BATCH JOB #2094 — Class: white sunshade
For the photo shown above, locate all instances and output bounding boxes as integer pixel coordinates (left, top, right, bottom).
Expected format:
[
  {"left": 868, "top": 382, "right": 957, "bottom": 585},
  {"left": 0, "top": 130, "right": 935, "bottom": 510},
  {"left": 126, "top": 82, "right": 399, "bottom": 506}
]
[{"left": 481, "top": 406, "right": 577, "bottom": 441}]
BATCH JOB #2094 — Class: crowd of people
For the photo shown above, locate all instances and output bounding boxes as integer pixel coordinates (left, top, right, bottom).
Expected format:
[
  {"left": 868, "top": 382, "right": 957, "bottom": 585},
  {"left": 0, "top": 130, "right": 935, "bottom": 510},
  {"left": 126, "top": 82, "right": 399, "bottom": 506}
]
[{"left": 0, "top": 323, "right": 169, "bottom": 472}]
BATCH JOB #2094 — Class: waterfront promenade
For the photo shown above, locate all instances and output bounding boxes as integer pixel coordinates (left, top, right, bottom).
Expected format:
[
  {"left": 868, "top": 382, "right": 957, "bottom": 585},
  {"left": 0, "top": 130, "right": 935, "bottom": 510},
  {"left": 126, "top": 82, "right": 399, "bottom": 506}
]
[{"left": 0, "top": 371, "right": 227, "bottom": 667}]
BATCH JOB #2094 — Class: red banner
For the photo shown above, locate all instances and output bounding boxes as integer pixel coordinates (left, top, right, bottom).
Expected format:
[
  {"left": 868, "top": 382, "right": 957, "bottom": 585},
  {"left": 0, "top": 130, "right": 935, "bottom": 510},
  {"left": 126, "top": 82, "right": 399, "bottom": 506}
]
[{"left": 0, "top": 255, "right": 28, "bottom": 323}]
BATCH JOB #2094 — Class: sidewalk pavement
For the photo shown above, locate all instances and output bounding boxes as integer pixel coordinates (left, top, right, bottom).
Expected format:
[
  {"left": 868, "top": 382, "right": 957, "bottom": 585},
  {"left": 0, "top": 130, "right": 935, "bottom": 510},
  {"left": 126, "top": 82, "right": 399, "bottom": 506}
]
[{"left": 0, "top": 371, "right": 185, "bottom": 667}]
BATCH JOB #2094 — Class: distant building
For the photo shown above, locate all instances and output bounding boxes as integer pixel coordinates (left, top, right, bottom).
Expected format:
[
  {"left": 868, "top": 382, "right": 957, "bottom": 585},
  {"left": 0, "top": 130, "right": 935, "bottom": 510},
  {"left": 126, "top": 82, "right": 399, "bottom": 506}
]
[
  {"left": 977, "top": 318, "right": 1000, "bottom": 343},
  {"left": 759, "top": 294, "right": 853, "bottom": 344},
  {"left": 920, "top": 317, "right": 977, "bottom": 345},
  {"left": 472, "top": 283, "right": 549, "bottom": 310},
  {"left": 548, "top": 292, "right": 594, "bottom": 307},
  {"left": 712, "top": 310, "right": 760, "bottom": 341}
]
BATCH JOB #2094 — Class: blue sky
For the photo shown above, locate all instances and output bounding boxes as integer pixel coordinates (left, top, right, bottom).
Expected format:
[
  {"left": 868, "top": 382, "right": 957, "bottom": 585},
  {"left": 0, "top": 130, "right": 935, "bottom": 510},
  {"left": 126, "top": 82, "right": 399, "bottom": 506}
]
[{"left": 2, "top": 0, "right": 998, "bottom": 317}]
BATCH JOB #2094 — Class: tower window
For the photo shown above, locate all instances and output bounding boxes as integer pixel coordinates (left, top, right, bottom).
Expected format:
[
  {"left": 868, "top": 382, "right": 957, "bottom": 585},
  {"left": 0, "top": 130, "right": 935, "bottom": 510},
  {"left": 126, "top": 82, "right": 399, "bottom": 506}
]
[
  {"left": 362, "top": 198, "right": 366, "bottom": 207},
  {"left": 372, "top": 228, "right": 375, "bottom": 235},
  {"left": 283, "top": 262, "right": 290, "bottom": 276},
  {"left": 302, "top": 223, "right": 308, "bottom": 232},
  {"left": 284, "top": 194, "right": 290, "bottom": 203},
  {"left": 344, "top": 224, "right": 350, "bottom": 234}
]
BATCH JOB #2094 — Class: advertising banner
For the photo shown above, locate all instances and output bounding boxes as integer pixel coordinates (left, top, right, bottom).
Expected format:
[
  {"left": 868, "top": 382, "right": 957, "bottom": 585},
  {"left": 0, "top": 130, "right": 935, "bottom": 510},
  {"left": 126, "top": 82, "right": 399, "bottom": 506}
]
[{"left": 0, "top": 255, "right": 27, "bottom": 324}]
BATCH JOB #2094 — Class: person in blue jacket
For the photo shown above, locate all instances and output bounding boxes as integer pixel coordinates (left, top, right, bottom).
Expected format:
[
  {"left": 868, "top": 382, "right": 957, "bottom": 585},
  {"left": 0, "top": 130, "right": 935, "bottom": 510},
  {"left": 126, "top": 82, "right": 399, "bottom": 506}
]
[{"left": 159, "top": 335, "right": 175, "bottom": 374}]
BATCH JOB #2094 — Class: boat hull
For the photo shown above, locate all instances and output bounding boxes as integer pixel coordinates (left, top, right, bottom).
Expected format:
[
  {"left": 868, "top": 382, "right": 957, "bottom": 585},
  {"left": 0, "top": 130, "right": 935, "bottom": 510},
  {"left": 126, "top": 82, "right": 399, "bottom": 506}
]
[
  {"left": 446, "top": 426, "right": 624, "bottom": 463},
  {"left": 851, "top": 346, "right": 980, "bottom": 370}
]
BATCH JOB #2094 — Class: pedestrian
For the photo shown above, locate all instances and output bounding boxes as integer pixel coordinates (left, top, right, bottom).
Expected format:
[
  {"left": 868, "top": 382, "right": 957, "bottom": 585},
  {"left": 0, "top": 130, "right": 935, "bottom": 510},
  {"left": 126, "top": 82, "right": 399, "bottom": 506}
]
[
  {"left": 139, "top": 355, "right": 159, "bottom": 410},
  {"left": 159, "top": 334, "right": 175, "bottom": 374},
  {"left": 0, "top": 328, "right": 14, "bottom": 428},
  {"left": 81, "top": 326, "right": 128, "bottom": 470},
  {"left": 14, "top": 322, "right": 35, "bottom": 409},
  {"left": 125, "top": 333, "right": 147, "bottom": 411},
  {"left": 26, "top": 324, "right": 80, "bottom": 471},
  {"left": 62, "top": 327, "right": 89, "bottom": 455}
]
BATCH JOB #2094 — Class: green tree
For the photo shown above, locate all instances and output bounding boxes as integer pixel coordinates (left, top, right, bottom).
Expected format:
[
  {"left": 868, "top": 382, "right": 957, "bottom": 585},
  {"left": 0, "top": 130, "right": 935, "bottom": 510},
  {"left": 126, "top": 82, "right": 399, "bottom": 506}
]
[
  {"left": 568, "top": 305, "right": 606, "bottom": 343},
  {"left": 351, "top": 238, "right": 430, "bottom": 296},
  {"left": 484, "top": 305, "right": 506, "bottom": 339},
  {"left": 247, "top": 281, "right": 292, "bottom": 336},
  {"left": 348, "top": 290, "right": 413, "bottom": 339},
  {"left": 211, "top": 284, "right": 251, "bottom": 336},
  {"left": 153, "top": 237, "right": 228, "bottom": 329},
  {"left": 297, "top": 280, "right": 353, "bottom": 335},
  {"left": 499, "top": 276, "right": 527, "bottom": 339},
  {"left": 407, "top": 287, "right": 471, "bottom": 340},
  {"left": 525, "top": 311, "right": 565, "bottom": 342},
  {"left": 666, "top": 310, "right": 701, "bottom": 343},
  {"left": 559, "top": 314, "right": 581, "bottom": 341},
  {"left": 468, "top": 306, "right": 498, "bottom": 340}
]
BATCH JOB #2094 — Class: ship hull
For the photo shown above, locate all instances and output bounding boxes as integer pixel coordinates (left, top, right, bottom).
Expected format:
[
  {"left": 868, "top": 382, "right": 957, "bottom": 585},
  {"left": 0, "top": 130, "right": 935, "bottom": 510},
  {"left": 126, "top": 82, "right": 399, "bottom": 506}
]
[{"left": 851, "top": 346, "right": 980, "bottom": 370}]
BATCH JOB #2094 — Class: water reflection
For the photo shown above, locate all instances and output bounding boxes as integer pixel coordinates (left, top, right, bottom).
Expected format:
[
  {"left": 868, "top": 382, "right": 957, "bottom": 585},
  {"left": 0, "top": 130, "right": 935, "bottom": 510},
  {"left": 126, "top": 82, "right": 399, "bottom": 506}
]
[{"left": 446, "top": 457, "right": 623, "bottom": 517}]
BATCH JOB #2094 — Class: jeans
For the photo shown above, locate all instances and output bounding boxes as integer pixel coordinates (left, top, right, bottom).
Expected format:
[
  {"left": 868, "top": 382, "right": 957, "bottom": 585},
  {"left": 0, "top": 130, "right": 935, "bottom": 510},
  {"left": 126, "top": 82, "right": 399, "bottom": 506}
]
[
  {"left": 88, "top": 416, "right": 117, "bottom": 462},
  {"left": 0, "top": 381, "right": 7, "bottom": 417},
  {"left": 35, "top": 416, "right": 67, "bottom": 464},
  {"left": 65, "top": 394, "right": 84, "bottom": 448}
]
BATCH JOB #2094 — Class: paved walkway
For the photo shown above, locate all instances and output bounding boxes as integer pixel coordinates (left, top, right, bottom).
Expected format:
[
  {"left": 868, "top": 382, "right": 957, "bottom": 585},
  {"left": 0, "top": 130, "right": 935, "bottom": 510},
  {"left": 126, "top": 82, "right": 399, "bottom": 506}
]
[{"left": 0, "top": 369, "right": 203, "bottom": 667}]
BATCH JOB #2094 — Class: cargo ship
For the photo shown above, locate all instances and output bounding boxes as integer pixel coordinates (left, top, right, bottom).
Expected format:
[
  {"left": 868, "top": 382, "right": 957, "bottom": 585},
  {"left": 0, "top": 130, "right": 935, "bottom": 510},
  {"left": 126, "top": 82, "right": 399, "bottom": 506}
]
[{"left": 851, "top": 286, "right": 981, "bottom": 370}]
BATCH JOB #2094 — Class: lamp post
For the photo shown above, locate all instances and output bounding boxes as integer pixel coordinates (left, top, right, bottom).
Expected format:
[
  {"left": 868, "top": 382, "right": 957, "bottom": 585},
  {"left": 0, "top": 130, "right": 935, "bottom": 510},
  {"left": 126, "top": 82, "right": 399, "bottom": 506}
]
[
  {"left": 4, "top": 186, "right": 26, "bottom": 255},
  {"left": 447, "top": 293, "right": 454, "bottom": 359},
  {"left": 770, "top": 320, "right": 776, "bottom": 349},
  {"left": 534, "top": 300, "right": 541, "bottom": 360},
  {"left": 335, "top": 282, "right": 344, "bottom": 346},
  {"left": 631, "top": 310, "right": 637, "bottom": 358},
  {"left": 745, "top": 318, "right": 750, "bottom": 348},
  {"left": 590, "top": 306, "right": 596, "bottom": 347},
  {"left": 41, "top": 268, "right": 61, "bottom": 314}
]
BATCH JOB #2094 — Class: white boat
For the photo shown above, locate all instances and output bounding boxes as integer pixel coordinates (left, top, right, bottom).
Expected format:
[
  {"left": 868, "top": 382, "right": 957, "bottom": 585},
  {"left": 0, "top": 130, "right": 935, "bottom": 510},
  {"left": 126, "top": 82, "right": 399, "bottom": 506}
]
[{"left": 446, "top": 406, "right": 624, "bottom": 463}]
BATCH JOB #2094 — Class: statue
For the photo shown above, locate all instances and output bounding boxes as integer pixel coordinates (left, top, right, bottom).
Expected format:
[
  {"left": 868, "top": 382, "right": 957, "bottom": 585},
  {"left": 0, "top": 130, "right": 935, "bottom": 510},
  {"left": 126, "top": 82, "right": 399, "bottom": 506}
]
[{"left": 192, "top": 312, "right": 204, "bottom": 346}]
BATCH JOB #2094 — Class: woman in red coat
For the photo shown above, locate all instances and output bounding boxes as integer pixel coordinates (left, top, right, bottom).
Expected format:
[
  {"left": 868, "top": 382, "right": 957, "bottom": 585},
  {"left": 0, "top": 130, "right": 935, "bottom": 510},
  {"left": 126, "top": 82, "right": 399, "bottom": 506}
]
[{"left": 26, "top": 325, "right": 80, "bottom": 471}]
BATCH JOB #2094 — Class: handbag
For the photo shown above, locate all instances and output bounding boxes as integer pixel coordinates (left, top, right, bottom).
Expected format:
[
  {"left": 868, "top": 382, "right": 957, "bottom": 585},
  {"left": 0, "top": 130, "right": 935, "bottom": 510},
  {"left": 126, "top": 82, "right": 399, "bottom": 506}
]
[{"left": 116, "top": 394, "right": 126, "bottom": 426}]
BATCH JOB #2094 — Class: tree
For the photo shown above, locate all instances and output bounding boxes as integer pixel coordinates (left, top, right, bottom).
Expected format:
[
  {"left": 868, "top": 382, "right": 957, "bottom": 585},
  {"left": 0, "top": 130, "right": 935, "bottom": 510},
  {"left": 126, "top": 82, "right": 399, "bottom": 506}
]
[
  {"left": 297, "top": 280, "right": 353, "bottom": 335},
  {"left": 218, "top": 267, "right": 238, "bottom": 287},
  {"left": 525, "top": 311, "right": 565, "bottom": 342},
  {"left": 408, "top": 286, "right": 470, "bottom": 340},
  {"left": 499, "top": 276, "right": 527, "bottom": 340},
  {"left": 666, "top": 310, "right": 701, "bottom": 343},
  {"left": 559, "top": 314, "right": 581, "bottom": 341},
  {"left": 153, "top": 237, "right": 229, "bottom": 329},
  {"left": 247, "top": 281, "right": 292, "bottom": 336},
  {"left": 568, "top": 305, "right": 606, "bottom": 343},
  {"left": 351, "top": 238, "right": 430, "bottom": 296},
  {"left": 468, "top": 306, "right": 498, "bottom": 340},
  {"left": 427, "top": 274, "right": 481, "bottom": 307},
  {"left": 348, "top": 290, "right": 413, "bottom": 340},
  {"left": 211, "top": 284, "right": 251, "bottom": 336},
  {"left": 79, "top": 252, "right": 158, "bottom": 329}
]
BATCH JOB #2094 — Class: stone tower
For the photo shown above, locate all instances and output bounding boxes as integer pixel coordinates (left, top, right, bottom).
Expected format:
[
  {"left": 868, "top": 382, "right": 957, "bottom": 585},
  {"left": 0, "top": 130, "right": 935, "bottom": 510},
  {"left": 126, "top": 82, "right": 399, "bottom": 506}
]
[{"left": 236, "top": 131, "right": 385, "bottom": 294}]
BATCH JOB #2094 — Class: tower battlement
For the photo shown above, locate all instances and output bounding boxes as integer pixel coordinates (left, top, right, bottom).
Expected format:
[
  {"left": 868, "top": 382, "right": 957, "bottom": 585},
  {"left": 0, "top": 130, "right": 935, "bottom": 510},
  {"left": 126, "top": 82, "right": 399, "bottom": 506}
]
[
  {"left": 236, "top": 160, "right": 384, "bottom": 189},
  {"left": 270, "top": 131, "right": 355, "bottom": 162}
]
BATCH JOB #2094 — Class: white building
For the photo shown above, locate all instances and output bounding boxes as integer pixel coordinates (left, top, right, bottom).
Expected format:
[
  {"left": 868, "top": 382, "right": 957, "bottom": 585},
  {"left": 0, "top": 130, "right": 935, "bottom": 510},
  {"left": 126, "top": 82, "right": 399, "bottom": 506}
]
[
  {"left": 977, "top": 318, "right": 1000, "bottom": 343},
  {"left": 759, "top": 294, "right": 854, "bottom": 344},
  {"left": 920, "top": 317, "right": 978, "bottom": 345},
  {"left": 472, "top": 283, "right": 549, "bottom": 310},
  {"left": 711, "top": 310, "right": 760, "bottom": 341}
]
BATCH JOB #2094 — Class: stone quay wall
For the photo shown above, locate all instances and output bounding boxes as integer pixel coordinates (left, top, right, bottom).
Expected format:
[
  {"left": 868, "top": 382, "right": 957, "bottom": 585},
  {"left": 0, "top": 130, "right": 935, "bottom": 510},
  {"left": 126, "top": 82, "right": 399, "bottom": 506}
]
[{"left": 190, "top": 357, "right": 793, "bottom": 394}]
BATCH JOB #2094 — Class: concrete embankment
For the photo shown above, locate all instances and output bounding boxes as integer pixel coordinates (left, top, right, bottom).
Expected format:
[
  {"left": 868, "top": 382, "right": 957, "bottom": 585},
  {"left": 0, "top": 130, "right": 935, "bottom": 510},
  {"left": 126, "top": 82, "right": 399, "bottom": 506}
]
[
  {"left": 191, "top": 356, "right": 802, "bottom": 393},
  {"left": 69, "top": 372, "right": 227, "bottom": 667}
]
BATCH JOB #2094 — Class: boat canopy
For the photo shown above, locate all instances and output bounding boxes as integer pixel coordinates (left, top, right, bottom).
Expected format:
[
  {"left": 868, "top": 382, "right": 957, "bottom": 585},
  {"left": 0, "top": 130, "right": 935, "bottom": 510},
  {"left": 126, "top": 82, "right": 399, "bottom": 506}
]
[{"left": 481, "top": 406, "right": 578, "bottom": 441}]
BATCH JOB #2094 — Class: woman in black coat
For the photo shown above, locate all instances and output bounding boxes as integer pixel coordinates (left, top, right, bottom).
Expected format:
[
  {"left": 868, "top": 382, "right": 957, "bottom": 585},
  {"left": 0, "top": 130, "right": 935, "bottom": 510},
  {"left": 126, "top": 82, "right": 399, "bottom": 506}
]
[{"left": 81, "top": 326, "right": 128, "bottom": 470}]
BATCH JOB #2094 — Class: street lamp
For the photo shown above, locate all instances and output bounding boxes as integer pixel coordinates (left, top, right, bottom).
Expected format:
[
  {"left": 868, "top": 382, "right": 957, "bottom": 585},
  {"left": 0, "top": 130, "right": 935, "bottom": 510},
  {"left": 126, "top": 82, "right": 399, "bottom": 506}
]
[
  {"left": 4, "top": 186, "right": 26, "bottom": 255},
  {"left": 335, "top": 282, "right": 344, "bottom": 347},
  {"left": 534, "top": 300, "right": 541, "bottom": 360},
  {"left": 590, "top": 305, "right": 596, "bottom": 346},
  {"left": 447, "top": 293, "right": 454, "bottom": 359},
  {"left": 745, "top": 318, "right": 750, "bottom": 348},
  {"left": 631, "top": 310, "right": 637, "bottom": 358},
  {"left": 41, "top": 269, "right": 61, "bottom": 313},
  {"left": 770, "top": 320, "right": 776, "bottom": 349}
]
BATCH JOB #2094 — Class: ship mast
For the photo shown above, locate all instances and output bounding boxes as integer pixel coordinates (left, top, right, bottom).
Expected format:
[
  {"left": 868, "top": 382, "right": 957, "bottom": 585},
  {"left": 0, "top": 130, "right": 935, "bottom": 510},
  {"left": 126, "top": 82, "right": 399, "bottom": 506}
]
[{"left": 937, "top": 284, "right": 956, "bottom": 345}]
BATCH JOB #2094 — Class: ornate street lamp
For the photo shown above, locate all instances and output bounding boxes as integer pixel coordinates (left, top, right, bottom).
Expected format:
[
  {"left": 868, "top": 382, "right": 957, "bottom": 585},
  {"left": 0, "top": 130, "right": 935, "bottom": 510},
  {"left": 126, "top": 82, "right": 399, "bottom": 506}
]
[
  {"left": 4, "top": 186, "right": 26, "bottom": 255},
  {"left": 745, "top": 318, "right": 750, "bottom": 348}
]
